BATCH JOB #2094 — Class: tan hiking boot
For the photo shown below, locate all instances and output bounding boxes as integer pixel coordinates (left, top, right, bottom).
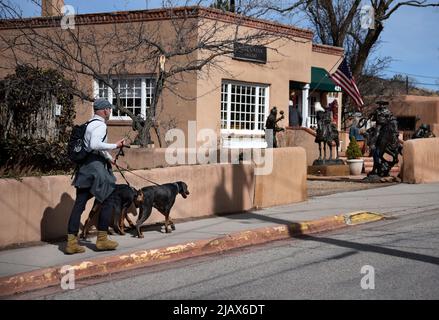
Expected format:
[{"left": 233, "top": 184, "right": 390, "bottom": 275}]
[
  {"left": 96, "top": 231, "right": 118, "bottom": 251},
  {"left": 65, "top": 234, "right": 85, "bottom": 254}
]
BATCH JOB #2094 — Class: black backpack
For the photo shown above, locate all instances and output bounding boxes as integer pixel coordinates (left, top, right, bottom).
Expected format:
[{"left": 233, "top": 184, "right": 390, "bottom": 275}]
[{"left": 67, "top": 119, "right": 101, "bottom": 165}]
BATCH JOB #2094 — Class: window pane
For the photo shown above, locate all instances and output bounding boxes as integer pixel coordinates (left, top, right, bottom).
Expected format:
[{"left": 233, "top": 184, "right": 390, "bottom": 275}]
[
  {"left": 99, "top": 76, "right": 155, "bottom": 119},
  {"left": 221, "top": 82, "right": 268, "bottom": 133}
]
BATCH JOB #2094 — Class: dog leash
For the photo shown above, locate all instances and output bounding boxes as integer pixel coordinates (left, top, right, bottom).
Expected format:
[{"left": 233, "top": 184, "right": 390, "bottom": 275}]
[
  {"left": 113, "top": 146, "right": 161, "bottom": 187},
  {"left": 114, "top": 162, "right": 161, "bottom": 186}
]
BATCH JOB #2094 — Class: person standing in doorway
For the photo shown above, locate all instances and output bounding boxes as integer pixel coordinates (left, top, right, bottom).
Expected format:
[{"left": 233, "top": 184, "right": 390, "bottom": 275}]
[{"left": 288, "top": 94, "right": 302, "bottom": 127}]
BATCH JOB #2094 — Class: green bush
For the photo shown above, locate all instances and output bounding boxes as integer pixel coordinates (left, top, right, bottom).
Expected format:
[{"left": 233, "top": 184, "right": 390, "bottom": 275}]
[
  {"left": 346, "top": 137, "right": 363, "bottom": 159},
  {"left": 0, "top": 66, "right": 76, "bottom": 177}
]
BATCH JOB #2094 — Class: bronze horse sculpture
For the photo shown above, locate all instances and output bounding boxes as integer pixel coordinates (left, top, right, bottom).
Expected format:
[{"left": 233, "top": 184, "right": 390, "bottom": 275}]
[
  {"left": 359, "top": 101, "right": 403, "bottom": 177},
  {"left": 314, "top": 102, "right": 340, "bottom": 163}
]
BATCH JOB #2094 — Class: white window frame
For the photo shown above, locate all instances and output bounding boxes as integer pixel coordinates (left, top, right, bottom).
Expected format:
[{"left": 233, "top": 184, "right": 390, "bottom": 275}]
[
  {"left": 93, "top": 76, "right": 154, "bottom": 121},
  {"left": 220, "top": 81, "right": 270, "bottom": 136}
]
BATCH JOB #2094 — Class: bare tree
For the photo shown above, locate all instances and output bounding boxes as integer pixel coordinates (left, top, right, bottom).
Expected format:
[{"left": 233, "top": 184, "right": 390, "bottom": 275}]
[
  {"left": 263, "top": 1, "right": 438, "bottom": 79},
  {"left": 0, "top": 0, "right": 291, "bottom": 147},
  {"left": 259, "top": 0, "right": 438, "bottom": 128}
]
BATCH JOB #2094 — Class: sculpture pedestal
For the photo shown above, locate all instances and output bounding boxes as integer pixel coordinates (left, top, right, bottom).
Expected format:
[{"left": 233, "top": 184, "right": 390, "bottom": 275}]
[
  {"left": 308, "top": 163, "right": 350, "bottom": 176},
  {"left": 312, "top": 159, "right": 345, "bottom": 166}
]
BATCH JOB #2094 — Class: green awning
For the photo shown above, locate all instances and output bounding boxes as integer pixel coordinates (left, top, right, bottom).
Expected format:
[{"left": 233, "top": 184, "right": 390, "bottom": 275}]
[{"left": 310, "top": 67, "right": 341, "bottom": 92}]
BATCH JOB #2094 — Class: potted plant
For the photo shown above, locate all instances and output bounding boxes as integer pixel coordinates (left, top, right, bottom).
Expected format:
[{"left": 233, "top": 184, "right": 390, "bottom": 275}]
[{"left": 346, "top": 137, "right": 364, "bottom": 175}]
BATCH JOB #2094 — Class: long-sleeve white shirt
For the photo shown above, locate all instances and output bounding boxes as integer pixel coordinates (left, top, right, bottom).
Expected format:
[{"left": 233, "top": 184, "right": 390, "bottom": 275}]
[{"left": 84, "top": 115, "right": 118, "bottom": 161}]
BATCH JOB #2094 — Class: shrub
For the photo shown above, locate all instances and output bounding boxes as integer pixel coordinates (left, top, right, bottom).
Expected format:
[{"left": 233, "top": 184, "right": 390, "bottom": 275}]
[
  {"left": 0, "top": 66, "right": 76, "bottom": 177},
  {"left": 346, "top": 137, "right": 363, "bottom": 159}
]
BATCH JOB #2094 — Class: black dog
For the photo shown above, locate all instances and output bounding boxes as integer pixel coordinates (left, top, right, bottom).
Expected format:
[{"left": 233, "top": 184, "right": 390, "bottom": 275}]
[
  {"left": 135, "top": 181, "right": 190, "bottom": 238},
  {"left": 80, "top": 184, "right": 144, "bottom": 239}
]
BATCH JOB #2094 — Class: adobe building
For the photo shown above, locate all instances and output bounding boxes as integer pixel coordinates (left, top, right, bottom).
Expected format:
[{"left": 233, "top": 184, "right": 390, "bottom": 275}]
[
  {"left": 0, "top": 1, "right": 343, "bottom": 149},
  {"left": 388, "top": 95, "right": 439, "bottom": 139}
]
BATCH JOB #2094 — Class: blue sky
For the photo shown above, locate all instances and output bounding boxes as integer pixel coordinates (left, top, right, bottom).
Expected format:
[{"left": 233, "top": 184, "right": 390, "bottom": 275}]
[
  {"left": 11, "top": 0, "right": 439, "bottom": 91},
  {"left": 374, "top": 4, "right": 439, "bottom": 90}
]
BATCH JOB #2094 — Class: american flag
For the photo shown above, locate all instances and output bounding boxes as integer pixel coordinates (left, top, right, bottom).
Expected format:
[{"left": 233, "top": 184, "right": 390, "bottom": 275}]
[{"left": 330, "top": 58, "right": 364, "bottom": 107}]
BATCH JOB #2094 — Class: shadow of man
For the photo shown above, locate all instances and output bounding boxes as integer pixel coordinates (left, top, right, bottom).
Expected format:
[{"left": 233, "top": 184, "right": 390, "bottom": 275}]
[{"left": 41, "top": 192, "right": 75, "bottom": 253}]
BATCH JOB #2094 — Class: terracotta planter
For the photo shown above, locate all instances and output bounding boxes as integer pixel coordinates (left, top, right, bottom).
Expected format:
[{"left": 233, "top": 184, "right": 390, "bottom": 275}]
[{"left": 346, "top": 159, "right": 364, "bottom": 175}]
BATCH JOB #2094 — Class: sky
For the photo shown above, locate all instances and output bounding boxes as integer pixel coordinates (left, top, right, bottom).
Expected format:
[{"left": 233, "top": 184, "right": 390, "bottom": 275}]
[{"left": 10, "top": 0, "right": 439, "bottom": 91}]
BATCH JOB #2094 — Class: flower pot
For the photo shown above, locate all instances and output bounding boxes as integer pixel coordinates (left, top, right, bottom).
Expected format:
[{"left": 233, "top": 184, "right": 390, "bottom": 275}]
[{"left": 346, "top": 159, "right": 364, "bottom": 175}]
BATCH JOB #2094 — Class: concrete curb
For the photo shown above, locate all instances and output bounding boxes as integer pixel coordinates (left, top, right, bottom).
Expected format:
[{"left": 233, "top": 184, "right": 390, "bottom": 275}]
[{"left": 0, "top": 211, "right": 384, "bottom": 298}]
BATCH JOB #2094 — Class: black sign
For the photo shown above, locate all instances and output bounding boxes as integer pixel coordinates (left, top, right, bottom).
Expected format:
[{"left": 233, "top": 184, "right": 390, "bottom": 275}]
[{"left": 233, "top": 43, "right": 267, "bottom": 64}]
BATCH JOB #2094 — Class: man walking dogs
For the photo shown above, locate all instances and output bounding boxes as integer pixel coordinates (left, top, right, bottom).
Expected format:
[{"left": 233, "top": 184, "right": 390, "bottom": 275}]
[{"left": 65, "top": 99, "right": 125, "bottom": 254}]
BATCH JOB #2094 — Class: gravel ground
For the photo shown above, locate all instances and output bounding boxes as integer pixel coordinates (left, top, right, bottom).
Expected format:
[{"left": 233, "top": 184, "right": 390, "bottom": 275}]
[{"left": 307, "top": 180, "right": 396, "bottom": 198}]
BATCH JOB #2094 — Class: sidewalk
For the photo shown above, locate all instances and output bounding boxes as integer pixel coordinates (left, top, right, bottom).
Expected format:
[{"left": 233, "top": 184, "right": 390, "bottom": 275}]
[{"left": 1, "top": 182, "right": 439, "bottom": 297}]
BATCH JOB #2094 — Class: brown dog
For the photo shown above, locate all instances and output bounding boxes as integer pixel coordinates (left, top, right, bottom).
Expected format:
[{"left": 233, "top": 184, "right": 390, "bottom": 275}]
[{"left": 80, "top": 185, "right": 144, "bottom": 239}]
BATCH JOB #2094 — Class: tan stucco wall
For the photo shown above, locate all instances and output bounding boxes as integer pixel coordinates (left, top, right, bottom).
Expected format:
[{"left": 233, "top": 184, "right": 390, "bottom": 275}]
[
  {"left": 310, "top": 48, "right": 343, "bottom": 73},
  {"left": 108, "top": 147, "right": 263, "bottom": 170},
  {"left": 277, "top": 128, "right": 319, "bottom": 166},
  {"left": 196, "top": 36, "right": 313, "bottom": 143},
  {"left": 402, "top": 138, "right": 439, "bottom": 184},
  {"left": 0, "top": 147, "right": 307, "bottom": 248},
  {"left": 389, "top": 95, "right": 439, "bottom": 137},
  {"left": 0, "top": 12, "right": 343, "bottom": 148},
  {"left": 0, "top": 19, "right": 199, "bottom": 147},
  {"left": 254, "top": 147, "right": 307, "bottom": 208},
  {"left": 0, "top": 164, "right": 253, "bottom": 248}
]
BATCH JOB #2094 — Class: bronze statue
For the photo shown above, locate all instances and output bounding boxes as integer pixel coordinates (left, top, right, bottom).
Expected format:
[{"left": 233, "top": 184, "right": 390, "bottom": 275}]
[
  {"left": 412, "top": 123, "right": 435, "bottom": 139},
  {"left": 265, "top": 107, "right": 284, "bottom": 148},
  {"left": 360, "top": 101, "right": 403, "bottom": 177},
  {"left": 314, "top": 102, "right": 340, "bottom": 163}
]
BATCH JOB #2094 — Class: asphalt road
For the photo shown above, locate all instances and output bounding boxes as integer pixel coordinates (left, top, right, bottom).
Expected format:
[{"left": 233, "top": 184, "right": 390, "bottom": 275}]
[{"left": 33, "top": 203, "right": 439, "bottom": 300}]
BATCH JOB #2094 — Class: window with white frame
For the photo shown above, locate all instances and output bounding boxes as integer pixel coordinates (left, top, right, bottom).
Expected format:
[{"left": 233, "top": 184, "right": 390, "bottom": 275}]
[
  {"left": 95, "top": 77, "right": 154, "bottom": 120},
  {"left": 221, "top": 81, "right": 269, "bottom": 134}
]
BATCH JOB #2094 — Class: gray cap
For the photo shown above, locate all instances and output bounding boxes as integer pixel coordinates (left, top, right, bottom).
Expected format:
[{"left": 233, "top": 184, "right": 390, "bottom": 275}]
[{"left": 93, "top": 98, "right": 115, "bottom": 110}]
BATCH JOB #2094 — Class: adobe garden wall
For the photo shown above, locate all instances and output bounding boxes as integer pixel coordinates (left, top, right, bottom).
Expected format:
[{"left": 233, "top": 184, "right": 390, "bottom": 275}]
[
  {"left": 0, "top": 147, "right": 307, "bottom": 248},
  {"left": 402, "top": 138, "right": 439, "bottom": 184}
]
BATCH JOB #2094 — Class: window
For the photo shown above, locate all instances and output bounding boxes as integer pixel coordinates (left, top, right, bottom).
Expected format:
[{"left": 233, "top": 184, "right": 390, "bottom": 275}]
[
  {"left": 309, "top": 96, "right": 318, "bottom": 128},
  {"left": 221, "top": 81, "right": 269, "bottom": 134},
  {"left": 396, "top": 116, "right": 416, "bottom": 131},
  {"left": 94, "top": 77, "right": 154, "bottom": 120},
  {"left": 327, "top": 92, "right": 339, "bottom": 98}
]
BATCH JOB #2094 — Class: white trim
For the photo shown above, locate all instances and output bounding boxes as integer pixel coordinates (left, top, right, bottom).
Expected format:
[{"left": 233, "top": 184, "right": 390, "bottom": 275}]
[
  {"left": 301, "top": 83, "right": 310, "bottom": 127},
  {"left": 264, "top": 86, "right": 270, "bottom": 127},
  {"left": 141, "top": 78, "right": 146, "bottom": 119},
  {"left": 93, "top": 79, "right": 99, "bottom": 99},
  {"left": 222, "top": 136, "right": 268, "bottom": 149},
  {"left": 220, "top": 81, "right": 270, "bottom": 149},
  {"left": 226, "top": 82, "right": 232, "bottom": 130},
  {"left": 221, "top": 129, "right": 266, "bottom": 135},
  {"left": 220, "top": 81, "right": 269, "bottom": 132},
  {"left": 94, "top": 76, "right": 153, "bottom": 121}
]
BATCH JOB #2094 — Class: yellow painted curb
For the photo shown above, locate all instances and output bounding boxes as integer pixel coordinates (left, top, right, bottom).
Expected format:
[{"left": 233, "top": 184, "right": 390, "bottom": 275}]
[{"left": 343, "top": 211, "right": 384, "bottom": 225}]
